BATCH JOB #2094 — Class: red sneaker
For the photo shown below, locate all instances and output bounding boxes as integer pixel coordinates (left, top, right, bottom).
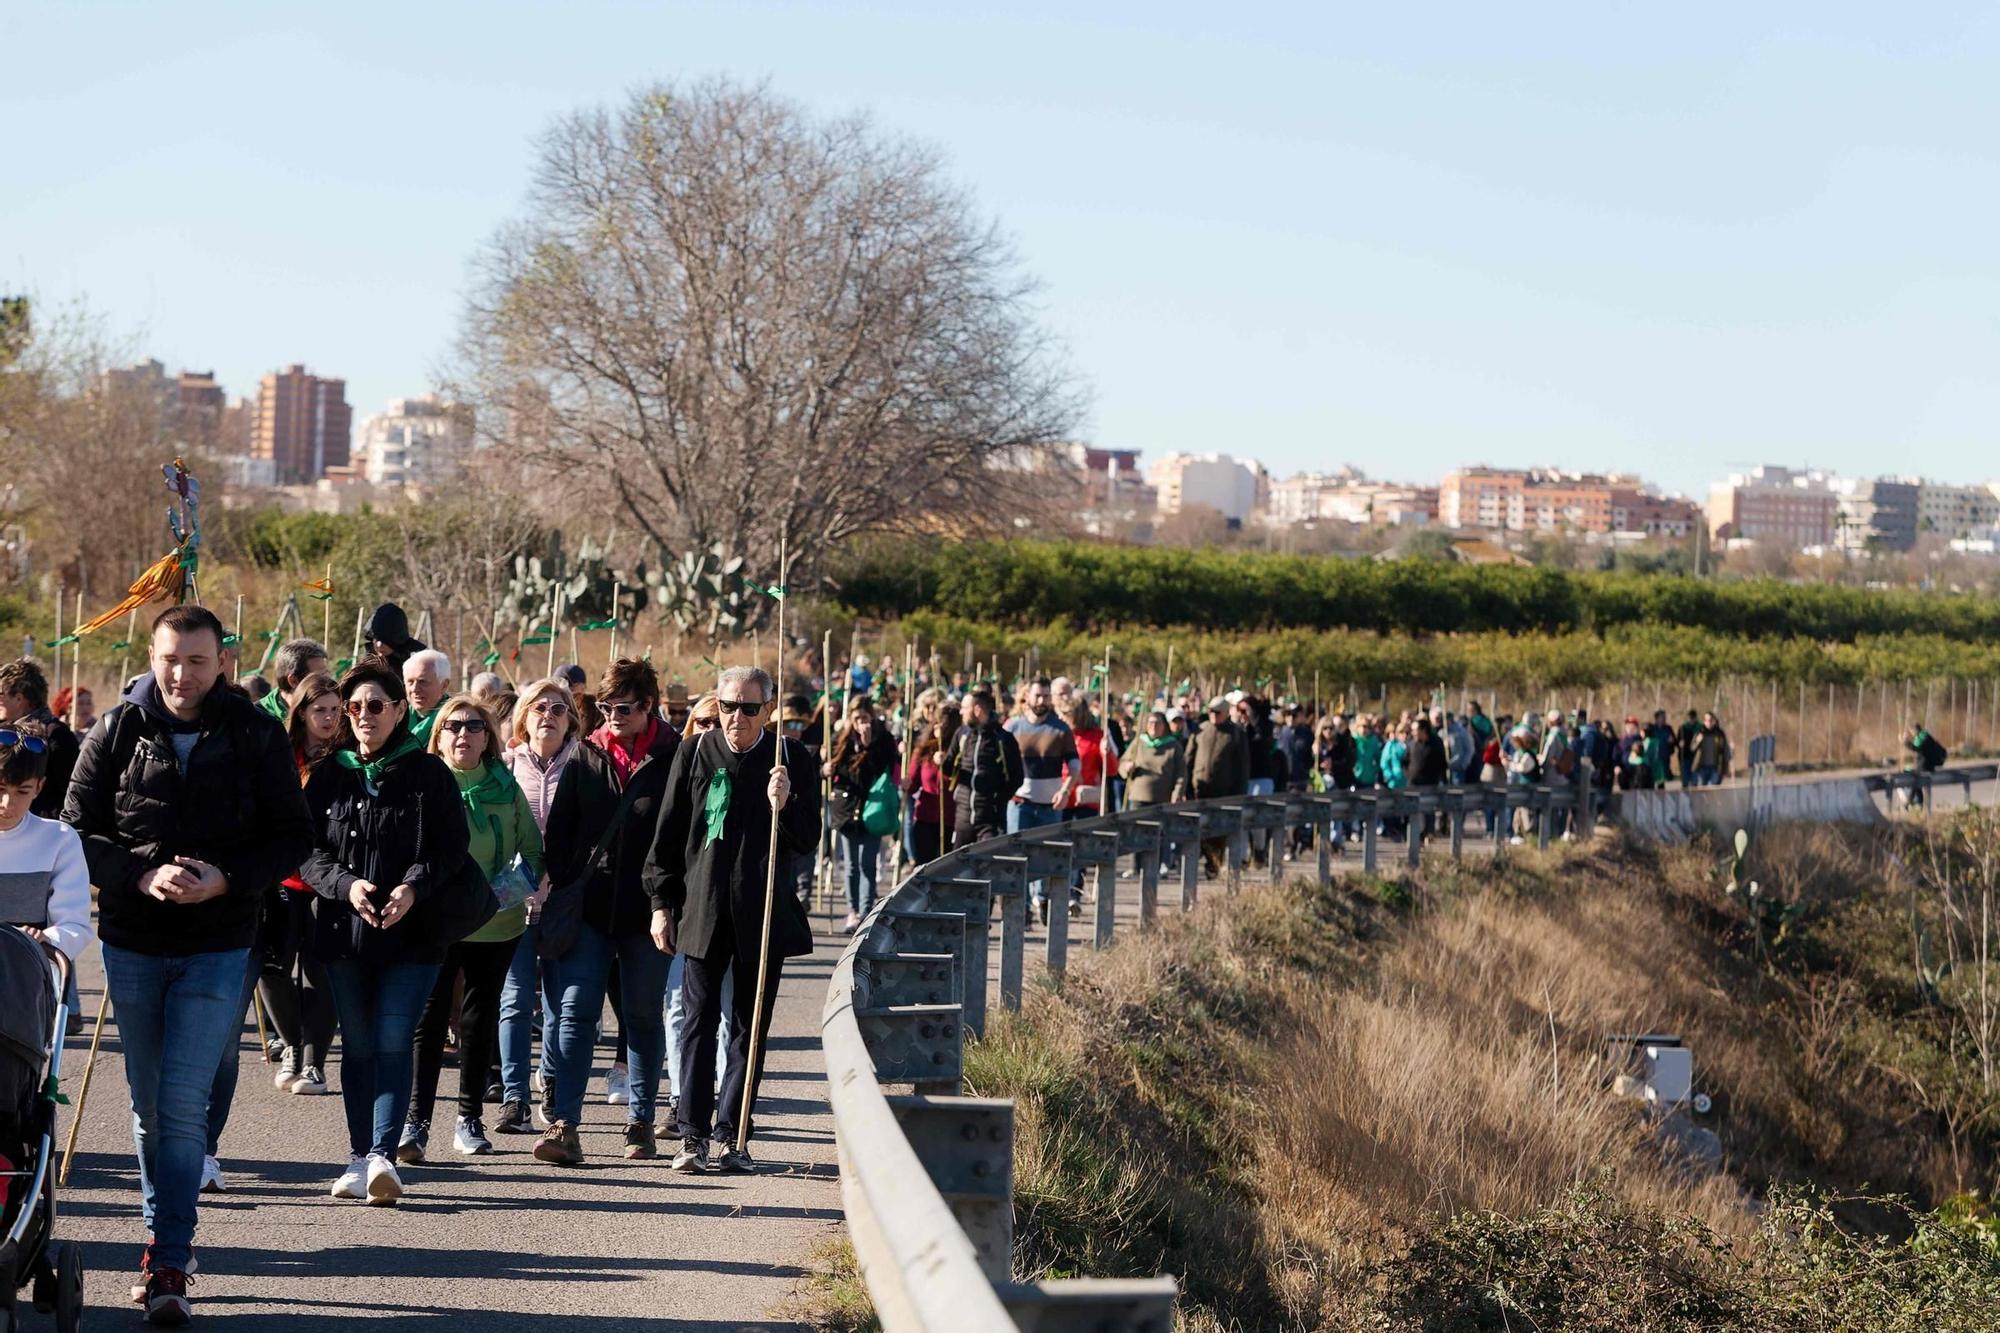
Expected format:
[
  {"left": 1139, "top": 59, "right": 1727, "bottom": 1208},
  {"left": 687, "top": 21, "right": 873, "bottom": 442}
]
[{"left": 143, "top": 1267, "right": 192, "bottom": 1325}]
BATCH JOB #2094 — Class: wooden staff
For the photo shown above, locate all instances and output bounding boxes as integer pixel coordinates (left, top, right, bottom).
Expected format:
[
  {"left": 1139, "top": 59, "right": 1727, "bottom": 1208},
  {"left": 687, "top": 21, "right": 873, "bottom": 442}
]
[
  {"left": 820, "top": 628, "right": 836, "bottom": 916},
  {"left": 233, "top": 594, "right": 244, "bottom": 670},
  {"left": 323, "top": 563, "right": 333, "bottom": 645},
  {"left": 739, "top": 541, "right": 790, "bottom": 1155},
  {"left": 59, "top": 985, "right": 112, "bottom": 1185},
  {"left": 1101, "top": 643, "right": 1116, "bottom": 815},
  {"left": 546, "top": 588, "right": 563, "bottom": 679},
  {"left": 50, "top": 586, "right": 62, "bottom": 702},
  {"left": 609, "top": 582, "right": 622, "bottom": 663},
  {"left": 116, "top": 608, "right": 138, "bottom": 693},
  {"left": 350, "top": 605, "right": 365, "bottom": 662}
]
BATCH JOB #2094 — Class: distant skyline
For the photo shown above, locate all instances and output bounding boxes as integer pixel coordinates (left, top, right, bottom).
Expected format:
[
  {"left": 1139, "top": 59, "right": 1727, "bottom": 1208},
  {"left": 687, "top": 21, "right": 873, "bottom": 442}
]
[{"left": 6, "top": 2, "right": 1998, "bottom": 499}]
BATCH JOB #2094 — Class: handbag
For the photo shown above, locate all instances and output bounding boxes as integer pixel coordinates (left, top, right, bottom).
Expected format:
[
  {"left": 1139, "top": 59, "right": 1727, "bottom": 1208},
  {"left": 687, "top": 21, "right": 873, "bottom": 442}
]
[
  {"left": 861, "top": 770, "right": 901, "bottom": 838},
  {"left": 538, "top": 774, "right": 648, "bottom": 962},
  {"left": 419, "top": 853, "right": 500, "bottom": 947}
]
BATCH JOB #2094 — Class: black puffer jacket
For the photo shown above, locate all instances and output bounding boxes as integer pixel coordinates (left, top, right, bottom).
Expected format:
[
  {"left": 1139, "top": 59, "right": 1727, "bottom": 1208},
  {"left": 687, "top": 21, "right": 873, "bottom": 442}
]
[
  {"left": 27, "top": 707, "right": 79, "bottom": 819},
  {"left": 945, "top": 719, "right": 1023, "bottom": 826},
  {"left": 544, "top": 723, "right": 680, "bottom": 944},
  {"left": 827, "top": 724, "right": 898, "bottom": 831},
  {"left": 300, "top": 740, "right": 467, "bottom": 967},
  {"left": 63, "top": 675, "right": 310, "bottom": 957}
]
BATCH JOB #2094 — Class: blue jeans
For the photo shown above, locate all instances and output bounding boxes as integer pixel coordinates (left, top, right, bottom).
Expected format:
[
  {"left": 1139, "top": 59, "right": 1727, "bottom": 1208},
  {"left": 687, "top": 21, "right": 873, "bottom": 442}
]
[
  {"left": 101, "top": 944, "right": 250, "bottom": 1274},
  {"left": 1009, "top": 799, "right": 1066, "bottom": 906},
  {"left": 498, "top": 923, "right": 546, "bottom": 1104},
  {"left": 549, "top": 922, "right": 668, "bottom": 1125},
  {"left": 205, "top": 950, "right": 261, "bottom": 1156},
  {"left": 664, "top": 950, "right": 733, "bottom": 1104},
  {"left": 841, "top": 827, "right": 881, "bottom": 918},
  {"left": 326, "top": 959, "right": 441, "bottom": 1159},
  {"left": 1694, "top": 766, "right": 1720, "bottom": 787}
]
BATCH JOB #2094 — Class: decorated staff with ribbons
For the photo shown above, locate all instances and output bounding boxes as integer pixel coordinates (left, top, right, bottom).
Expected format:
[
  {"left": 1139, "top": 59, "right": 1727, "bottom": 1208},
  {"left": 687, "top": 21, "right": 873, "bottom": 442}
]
[{"left": 643, "top": 664, "right": 818, "bottom": 1175}]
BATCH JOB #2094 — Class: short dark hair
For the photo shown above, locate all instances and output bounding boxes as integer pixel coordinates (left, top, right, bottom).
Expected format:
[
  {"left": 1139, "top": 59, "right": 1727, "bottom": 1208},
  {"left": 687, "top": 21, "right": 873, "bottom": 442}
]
[
  {"left": 969, "top": 689, "right": 997, "bottom": 715},
  {"left": 152, "top": 603, "right": 226, "bottom": 650},
  {"left": 1032, "top": 676, "right": 1052, "bottom": 691},
  {"left": 338, "top": 655, "right": 408, "bottom": 706},
  {"left": 598, "top": 657, "right": 660, "bottom": 710},
  {"left": 0, "top": 659, "right": 49, "bottom": 710},
  {"left": 0, "top": 717, "right": 49, "bottom": 785}
]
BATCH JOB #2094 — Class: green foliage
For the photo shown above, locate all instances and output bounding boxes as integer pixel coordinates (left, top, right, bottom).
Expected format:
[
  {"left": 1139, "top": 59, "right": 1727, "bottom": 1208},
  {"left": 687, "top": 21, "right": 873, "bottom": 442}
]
[
  {"left": 1381, "top": 1184, "right": 2000, "bottom": 1332},
  {"left": 838, "top": 539, "right": 2000, "bottom": 644},
  {"left": 900, "top": 610, "right": 2000, "bottom": 690}
]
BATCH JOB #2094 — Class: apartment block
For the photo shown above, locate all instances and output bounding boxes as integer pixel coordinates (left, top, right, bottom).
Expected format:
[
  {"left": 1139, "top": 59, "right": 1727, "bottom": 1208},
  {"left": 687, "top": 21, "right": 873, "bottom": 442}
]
[{"left": 253, "top": 364, "right": 352, "bottom": 485}]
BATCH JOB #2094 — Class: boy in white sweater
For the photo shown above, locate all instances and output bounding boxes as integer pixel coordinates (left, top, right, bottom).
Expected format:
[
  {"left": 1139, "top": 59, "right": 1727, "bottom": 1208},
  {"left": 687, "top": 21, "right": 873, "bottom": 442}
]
[{"left": 0, "top": 720, "right": 95, "bottom": 969}]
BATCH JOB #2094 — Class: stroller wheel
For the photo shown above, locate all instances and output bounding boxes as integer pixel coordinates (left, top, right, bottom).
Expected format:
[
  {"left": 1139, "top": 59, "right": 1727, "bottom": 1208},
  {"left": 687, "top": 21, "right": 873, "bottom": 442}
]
[{"left": 54, "top": 1240, "right": 82, "bottom": 1333}]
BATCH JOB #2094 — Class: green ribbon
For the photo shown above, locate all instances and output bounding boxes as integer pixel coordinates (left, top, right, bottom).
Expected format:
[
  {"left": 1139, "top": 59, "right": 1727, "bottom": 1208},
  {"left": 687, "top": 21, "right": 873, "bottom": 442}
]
[
  {"left": 334, "top": 657, "right": 354, "bottom": 673},
  {"left": 483, "top": 652, "right": 501, "bottom": 666},
  {"left": 333, "top": 731, "right": 422, "bottom": 787},
  {"left": 45, "top": 634, "right": 79, "bottom": 648},
  {"left": 579, "top": 618, "right": 618, "bottom": 630},
  {"left": 740, "top": 576, "right": 785, "bottom": 600},
  {"left": 523, "top": 634, "right": 552, "bottom": 646},
  {"left": 222, "top": 634, "right": 241, "bottom": 646},
  {"left": 306, "top": 592, "right": 335, "bottom": 602},
  {"left": 109, "top": 640, "right": 132, "bottom": 650},
  {"left": 260, "top": 630, "right": 280, "bottom": 639},
  {"left": 474, "top": 638, "right": 493, "bottom": 651},
  {"left": 703, "top": 767, "right": 733, "bottom": 846}
]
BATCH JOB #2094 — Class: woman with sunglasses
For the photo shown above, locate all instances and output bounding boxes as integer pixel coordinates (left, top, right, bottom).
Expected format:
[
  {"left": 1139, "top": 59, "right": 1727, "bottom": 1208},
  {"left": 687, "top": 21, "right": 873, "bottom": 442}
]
[
  {"left": 823, "top": 695, "right": 897, "bottom": 933},
  {"left": 493, "top": 678, "right": 579, "bottom": 1135},
  {"left": 260, "top": 672, "right": 347, "bottom": 1096},
  {"left": 402, "top": 694, "right": 545, "bottom": 1160},
  {"left": 536, "top": 657, "right": 678, "bottom": 1166},
  {"left": 302, "top": 658, "right": 468, "bottom": 1205}
]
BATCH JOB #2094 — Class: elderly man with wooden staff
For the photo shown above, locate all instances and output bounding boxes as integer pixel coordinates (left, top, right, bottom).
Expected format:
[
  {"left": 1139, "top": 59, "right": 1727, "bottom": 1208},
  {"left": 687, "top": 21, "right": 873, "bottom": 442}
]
[{"left": 643, "top": 664, "right": 819, "bottom": 1174}]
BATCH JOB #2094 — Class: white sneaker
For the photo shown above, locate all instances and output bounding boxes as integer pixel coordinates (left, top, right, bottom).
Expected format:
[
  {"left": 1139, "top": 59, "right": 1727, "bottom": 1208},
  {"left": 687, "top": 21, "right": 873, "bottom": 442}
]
[
  {"left": 605, "top": 1064, "right": 630, "bottom": 1106},
  {"left": 1508, "top": 835, "right": 1526, "bottom": 846},
  {"left": 329, "top": 1156, "right": 367, "bottom": 1199},
  {"left": 292, "top": 1066, "right": 327, "bottom": 1095},
  {"left": 364, "top": 1153, "right": 403, "bottom": 1206},
  {"left": 274, "top": 1045, "right": 301, "bottom": 1090},
  {"left": 198, "top": 1155, "right": 226, "bottom": 1193},
  {"left": 531, "top": 1068, "right": 545, "bottom": 1095}
]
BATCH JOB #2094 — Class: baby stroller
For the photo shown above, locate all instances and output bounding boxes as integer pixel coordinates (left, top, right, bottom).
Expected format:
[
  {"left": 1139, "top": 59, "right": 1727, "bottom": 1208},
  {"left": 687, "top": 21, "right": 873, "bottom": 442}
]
[{"left": 0, "top": 925, "right": 82, "bottom": 1332}]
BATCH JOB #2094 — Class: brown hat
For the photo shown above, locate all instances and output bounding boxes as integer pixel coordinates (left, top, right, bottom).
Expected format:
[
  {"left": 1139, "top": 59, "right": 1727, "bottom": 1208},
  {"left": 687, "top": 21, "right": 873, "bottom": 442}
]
[{"left": 665, "top": 682, "right": 690, "bottom": 707}]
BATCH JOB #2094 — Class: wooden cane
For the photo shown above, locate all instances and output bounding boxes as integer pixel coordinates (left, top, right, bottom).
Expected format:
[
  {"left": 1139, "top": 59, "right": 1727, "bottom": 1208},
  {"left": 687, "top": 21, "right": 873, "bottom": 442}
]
[
  {"left": 739, "top": 541, "right": 790, "bottom": 1155},
  {"left": 251, "top": 986, "right": 272, "bottom": 1062},
  {"left": 59, "top": 985, "right": 113, "bottom": 1186}
]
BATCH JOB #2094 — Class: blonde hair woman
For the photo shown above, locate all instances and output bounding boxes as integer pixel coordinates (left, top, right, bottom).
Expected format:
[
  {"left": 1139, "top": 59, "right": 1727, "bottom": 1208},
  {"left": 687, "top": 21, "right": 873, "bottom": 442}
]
[
  {"left": 491, "top": 678, "right": 579, "bottom": 1135},
  {"left": 403, "top": 693, "right": 545, "bottom": 1160}
]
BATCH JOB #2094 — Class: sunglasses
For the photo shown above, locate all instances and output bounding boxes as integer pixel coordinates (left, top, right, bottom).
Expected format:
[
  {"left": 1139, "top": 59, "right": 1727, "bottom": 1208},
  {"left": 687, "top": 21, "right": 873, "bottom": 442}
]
[
  {"left": 531, "top": 700, "right": 571, "bottom": 717},
  {"left": 717, "top": 698, "right": 765, "bottom": 715},
  {"left": 600, "top": 701, "right": 642, "bottom": 719},
  {"left": 693, "top": 717, "right": 718, "bottom": 730},
  {"left": 344, "top": 698, "right": 398, "bottom": 718},
  {"left": 0, "top": 729, "right": 47, "bottom": 754},
  {"left": 440, "top": 718, "right": 488, "bottom": 735}
]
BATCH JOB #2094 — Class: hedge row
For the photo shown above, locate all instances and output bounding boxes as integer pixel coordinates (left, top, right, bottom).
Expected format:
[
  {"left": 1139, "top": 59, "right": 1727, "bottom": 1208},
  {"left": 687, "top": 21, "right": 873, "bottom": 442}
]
[{"left": 839, "top": 541, "right": 2000, "bottom": 644}]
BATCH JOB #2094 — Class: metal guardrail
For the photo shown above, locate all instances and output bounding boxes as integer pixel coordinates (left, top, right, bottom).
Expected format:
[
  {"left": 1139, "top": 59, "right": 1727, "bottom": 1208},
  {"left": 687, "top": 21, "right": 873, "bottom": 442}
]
[
  {"left": 820, "top": 775, "right": 1591, "bottom": 1332},
  {"left": 1860, "top": 763, "right": 1999, "bottom": 803}
]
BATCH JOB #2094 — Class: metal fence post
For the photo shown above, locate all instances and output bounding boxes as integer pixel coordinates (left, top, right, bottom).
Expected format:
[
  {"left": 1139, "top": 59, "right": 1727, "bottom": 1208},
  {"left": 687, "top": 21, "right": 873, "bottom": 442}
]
[
  {"left": 1093, "top": 861, "right": 1116, "bottom": 950},
  {"left": 1362, "top": 802, "right": 1379, "bottom": 874},
  {"left": 1138, "top": 846, "right": 1160, "bottom": 929}
]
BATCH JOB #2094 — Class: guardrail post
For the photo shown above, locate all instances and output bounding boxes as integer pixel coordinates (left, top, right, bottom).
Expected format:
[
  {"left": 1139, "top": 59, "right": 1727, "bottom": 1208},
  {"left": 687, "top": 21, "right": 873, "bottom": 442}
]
[
  {"left": 1093, "top": 860, "right": 1116, "bottom": 949},
  {"left": 1227, "top": 824, "right": 1246, "bottom": 895},
  {"left": 888, "top": 1095, "right": 1016, "bottom": 1284},
  {"left": 1138, "top": 845, "right": 1160, "bottom": 928},
  {"left": 1405, "top": 797, "right": 1422, "bottom": 868},
  {"left": 1577, "top": 758, "right": 1596, "bottom": 840},
  {"left": 925, "top": 877, "right": 995, "bottom": 1040},
  {"left": 1315, "top": 806, "right": 1333, "bottom": 887},
  {"left": 1181, "top": 836, "right": 1199, "bottom": 910},
  {"left": 1537, "top": 792, "right": 1552, "bottom": 849},
  {"left": 1449, "top": 792, "right": 1465, "bottom": 861},
  {"left": 1493, "top": 790, "right": 1509, "bottom": 847},
  {"left": 1362, "top": 801, "right": 1379, "bottom": 874}
]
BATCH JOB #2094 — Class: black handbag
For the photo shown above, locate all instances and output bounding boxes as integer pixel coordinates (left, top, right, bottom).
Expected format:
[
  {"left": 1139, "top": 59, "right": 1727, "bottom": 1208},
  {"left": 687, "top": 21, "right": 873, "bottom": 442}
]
[
  {"left": 537, "top": 777, "right": 647, "bottom": 962},
  {"left": 418, "top": 852, "right": 500, "bottom": 947}
]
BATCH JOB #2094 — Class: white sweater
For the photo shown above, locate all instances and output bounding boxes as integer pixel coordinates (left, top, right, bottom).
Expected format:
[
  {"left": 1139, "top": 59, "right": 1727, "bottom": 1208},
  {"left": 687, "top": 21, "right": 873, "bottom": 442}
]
[{"left": 0, "top": 813, "right": 96, "bottom": 964}]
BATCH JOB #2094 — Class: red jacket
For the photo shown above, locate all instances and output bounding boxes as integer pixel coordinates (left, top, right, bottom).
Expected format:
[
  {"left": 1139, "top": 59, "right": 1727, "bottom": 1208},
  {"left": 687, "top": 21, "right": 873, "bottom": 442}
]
[
  {"left": 903, "top": 752, "right": 954, "bottom": 830},
  {"left": 1064, "top": 725, "right": 1118, "bottom": 812}
]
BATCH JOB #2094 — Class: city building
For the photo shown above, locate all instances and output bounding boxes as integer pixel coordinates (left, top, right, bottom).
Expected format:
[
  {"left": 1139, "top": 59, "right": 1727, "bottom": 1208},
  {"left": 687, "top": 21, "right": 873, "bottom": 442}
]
[
  {"left": 1145, "top": 452, "right": 1267, "bottom": 523},
  {"left": 1831, "top": 477, "right": 1919, "bottom": 552},
  {"left": 1265, "top": 468, "right": 1436, "bottom": 526},
  {"left": 1440, "top": 466, "right": 1689, "bottom": 536},
  {"left": 252, "top": 364, "right": 351, "bottom": 485},
  {"left": 1914, "top": 480, "right": 2000, "bottom": 540},
  {"left": 355, "top": 394, "right": 473, "bottom": 489},
  {"left": 1705, "top": 466, "right": 1840, "bottom": 547}
]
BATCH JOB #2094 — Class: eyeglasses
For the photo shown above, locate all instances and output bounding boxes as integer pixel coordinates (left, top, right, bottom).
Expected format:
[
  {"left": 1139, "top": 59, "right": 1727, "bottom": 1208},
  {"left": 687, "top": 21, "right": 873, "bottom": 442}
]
[
  {"left": 0, "top": 730, "right": 47, "bottom": 754},
  {"left": 345, "top": 699, "right": 396, "bottom": 718},
  {"left": 600, "top": 701, "right": 642, "bottom": 719},
  {"left": 440, "top": 718, "right": 488, "bottom": 735},
  {"left": 693, "top": 717, "right": 718, "bottom": 731},
  {"left": 531, "top": 700, "right": 571, "bottom": 717},
  {"left": 717, "top": 698, "right": 765, "bottom": 715}
]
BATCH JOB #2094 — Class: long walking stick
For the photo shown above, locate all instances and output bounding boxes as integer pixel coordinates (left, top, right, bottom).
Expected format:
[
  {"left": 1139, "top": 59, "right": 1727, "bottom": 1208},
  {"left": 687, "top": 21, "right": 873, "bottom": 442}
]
[
  {"left": 739, "top": 542, "right": 790, "bottom": 1156},
  {"left": 59, "top": 985, "right": 112, "bottom": 1185},
  {"left": 251, "top": 987, "right": 272, "bottom": 1062}
]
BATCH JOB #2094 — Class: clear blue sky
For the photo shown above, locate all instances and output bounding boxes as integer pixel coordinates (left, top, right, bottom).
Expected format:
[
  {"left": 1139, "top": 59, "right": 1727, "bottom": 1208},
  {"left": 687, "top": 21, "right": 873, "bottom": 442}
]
[{"left": 6, "top": 1, "right": 1997, "bottom": 498}]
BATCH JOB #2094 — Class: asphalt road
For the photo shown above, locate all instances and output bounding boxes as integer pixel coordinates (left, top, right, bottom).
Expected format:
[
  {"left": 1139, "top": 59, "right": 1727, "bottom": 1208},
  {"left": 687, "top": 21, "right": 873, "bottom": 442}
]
[{"left": 45, "top": 928, "right": 845, "bottom": 1331}]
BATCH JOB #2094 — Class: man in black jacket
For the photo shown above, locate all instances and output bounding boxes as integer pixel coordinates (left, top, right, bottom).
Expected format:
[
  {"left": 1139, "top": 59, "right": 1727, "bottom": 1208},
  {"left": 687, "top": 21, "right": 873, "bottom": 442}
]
[
  {"left": 645, "top": 664, "right": 819, "bottom": 1175},
  {"left": 943, "top": 689, "right": 1023, "bottom": 850},
  {"left": 536, "top": 656, "right": 679, "bottom": 1166},
  {"left": 0, "top": 658, "right": 80, "bottom": 818},
  {"left": 62, "top": 604, "right": 310, "bottom": 1325}
]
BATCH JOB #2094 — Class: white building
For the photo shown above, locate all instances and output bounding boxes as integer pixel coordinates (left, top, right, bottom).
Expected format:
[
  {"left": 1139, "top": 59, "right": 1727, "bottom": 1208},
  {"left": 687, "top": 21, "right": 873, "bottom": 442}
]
[
  {"left": 356, "top": 395, "right": 470, "bottom": 489},
  {"left": 1145, "top": 452, "right": 1266, "bottom": 522},
  {"left": 1914, "top": 480, "right": 2000, "bottom": 540}
]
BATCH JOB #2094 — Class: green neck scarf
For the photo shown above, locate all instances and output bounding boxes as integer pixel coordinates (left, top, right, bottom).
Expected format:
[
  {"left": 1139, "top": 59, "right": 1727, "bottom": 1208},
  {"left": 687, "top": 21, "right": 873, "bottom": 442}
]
[
  {"left": 453, "top": 758, "right": 518, "bottom": 811},
  {"left": 703, "top": 768, "right": 733, "bottom": 847},
  {"left": 335, "top": 731, "right": 423, "bottom": 787},
  {"left": 1143, "top": 733, "right": 1178, "bottom": 752}
]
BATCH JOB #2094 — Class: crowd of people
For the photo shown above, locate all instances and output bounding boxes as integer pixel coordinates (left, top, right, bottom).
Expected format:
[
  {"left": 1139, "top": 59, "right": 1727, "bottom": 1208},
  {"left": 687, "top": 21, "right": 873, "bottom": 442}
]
[
  {"left": 2, "top": 610, "right": 1969, "bottom": 1326},
  {"left": 0, "top": 603, "right": 815, "bottom": 1326}
]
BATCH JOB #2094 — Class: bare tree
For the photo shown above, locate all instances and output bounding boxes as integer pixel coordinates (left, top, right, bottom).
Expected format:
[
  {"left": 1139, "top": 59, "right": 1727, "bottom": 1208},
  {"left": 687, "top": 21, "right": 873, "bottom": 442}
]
[{"left": 456, "top": 79, "right": 1082, "bottom": 609}]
